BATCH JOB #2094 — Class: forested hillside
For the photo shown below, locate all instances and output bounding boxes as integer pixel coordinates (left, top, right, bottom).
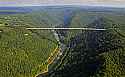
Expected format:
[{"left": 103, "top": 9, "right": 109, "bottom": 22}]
[
  {"left": 0, "top": 26, "right": 57, "bottom": 77},
  {"left": 47, "top": 17, "right": 125, "bottom": 77}
]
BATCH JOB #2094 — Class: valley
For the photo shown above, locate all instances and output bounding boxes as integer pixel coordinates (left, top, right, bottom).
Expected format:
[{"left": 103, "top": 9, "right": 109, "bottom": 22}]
[{"left": 0, "top": 6, "right": 125, "bottom": 77}]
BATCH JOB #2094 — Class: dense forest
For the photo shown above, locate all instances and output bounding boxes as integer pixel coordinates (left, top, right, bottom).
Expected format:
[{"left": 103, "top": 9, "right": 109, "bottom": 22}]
[{"left": 46, "top": 17, "right": 125, "bottom": 77}]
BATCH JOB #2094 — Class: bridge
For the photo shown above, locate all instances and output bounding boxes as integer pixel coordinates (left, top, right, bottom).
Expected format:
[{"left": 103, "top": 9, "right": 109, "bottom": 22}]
[{"left": 26, "top": 28, "right": 109, "bottom": 31}]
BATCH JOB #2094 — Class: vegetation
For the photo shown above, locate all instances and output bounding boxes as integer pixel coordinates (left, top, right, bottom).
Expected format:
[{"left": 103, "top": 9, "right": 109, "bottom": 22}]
[
  {"left": 0, "top": 6, "right": 125, "bottom": 77},
  {"left": 0, "top": 26, "right": 57, "bottom": 77},
  {"left": 48, "top": 17, "right": 125, "bottom": 77}
]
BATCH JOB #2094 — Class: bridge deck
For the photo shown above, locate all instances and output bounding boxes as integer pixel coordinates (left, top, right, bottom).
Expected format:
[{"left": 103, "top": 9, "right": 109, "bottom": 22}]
[{"left": 26, "top": 28, "right": 109, "bottom": 31}]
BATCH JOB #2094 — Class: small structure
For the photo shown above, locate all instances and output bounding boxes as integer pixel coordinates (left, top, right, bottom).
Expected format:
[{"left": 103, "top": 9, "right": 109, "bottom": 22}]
[
  {"left": 59, "top": 52, "right": 63, "bottom": 56},
  {"left": 24, "top": 33, "right": 29, "bottom": 36},
  {"left": 0, "top": 30, "right": 3, "bottom": 33},
  {"left": 0, "top": 22, "right": 3, "bottom": 26}
]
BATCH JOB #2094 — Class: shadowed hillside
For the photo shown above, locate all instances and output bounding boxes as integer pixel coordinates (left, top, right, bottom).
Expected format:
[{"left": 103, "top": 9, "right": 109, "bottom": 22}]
[{"left": 47, "top": 17, "right": 125, "bottom": 77}]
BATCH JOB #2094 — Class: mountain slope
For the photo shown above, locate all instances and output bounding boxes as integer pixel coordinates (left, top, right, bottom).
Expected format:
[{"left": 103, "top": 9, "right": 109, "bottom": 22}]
[
  {"left": 47, "top": 17, "right": 125, "bottom": 77},
  {"left": 0, "top": 26, "right": 57, "bottom": 77}
]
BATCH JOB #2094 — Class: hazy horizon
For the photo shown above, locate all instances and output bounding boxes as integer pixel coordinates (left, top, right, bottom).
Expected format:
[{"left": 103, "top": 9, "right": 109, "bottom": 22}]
[
  {"left": 0, "top": 4, "right": 124, "bottom": 8},
  {"left": 0, "top": 0, "right": 125, "bottom": 7}
]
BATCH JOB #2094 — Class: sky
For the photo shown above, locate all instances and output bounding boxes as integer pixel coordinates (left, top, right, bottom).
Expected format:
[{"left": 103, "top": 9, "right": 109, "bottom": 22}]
[{"left": 0, "top": 0, "right": 125, "bottom": 7}]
